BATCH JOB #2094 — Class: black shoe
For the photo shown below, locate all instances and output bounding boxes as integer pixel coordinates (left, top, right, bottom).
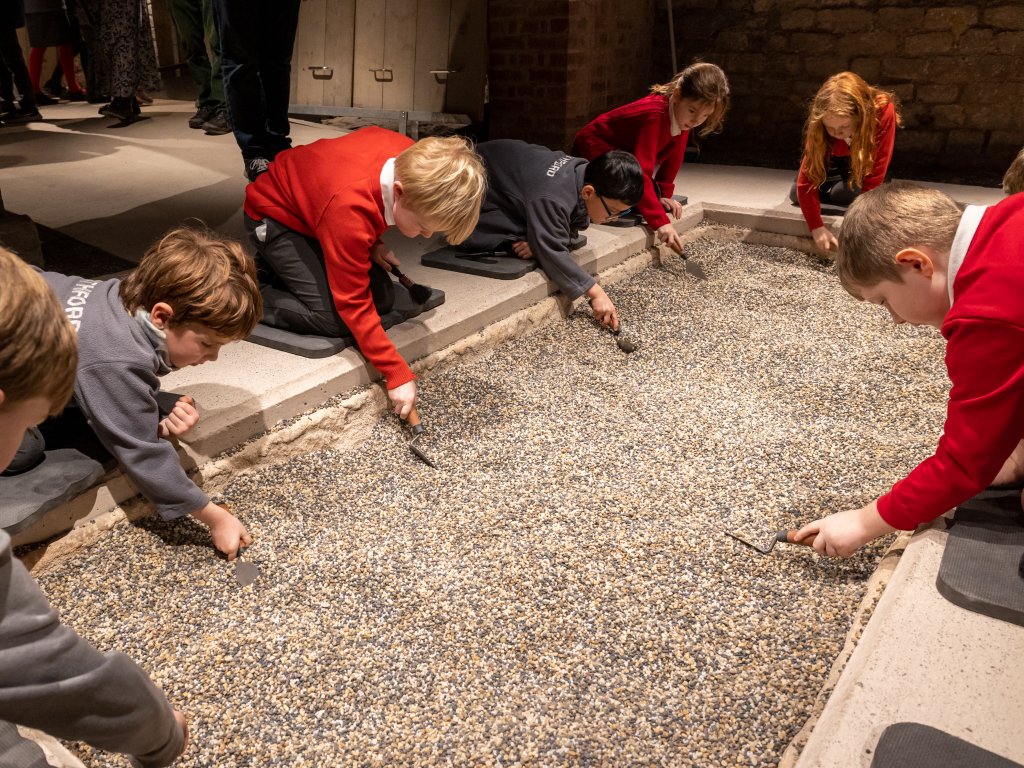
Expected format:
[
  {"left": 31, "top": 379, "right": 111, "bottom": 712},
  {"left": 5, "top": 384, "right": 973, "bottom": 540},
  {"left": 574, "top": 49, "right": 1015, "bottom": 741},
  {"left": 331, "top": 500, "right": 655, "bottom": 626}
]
[
  {"left": 43, "top": 84, "right": 68, "bottom": 100},
  {"left": 66, "top": 91, "right": 87, "bottom": 102},
  {"left": 131, "top": 96, "right": 141, "bottom": 115},
  {"left": 87, "top": 92, "right": 110, "bottom": 104},
  {"left": 99, "top": 97, "right": 133, "bottom": 121},
  {"left": 244, "top": 157, "right": 270, "bottom": 182},
  {"left": 33, "top": 91, "right": 59, "bottom": 106},
  {"left": 9, "top": 105, "right": 42, "bottom": 121},
  {"left": 0, "top": 100, "right": 15, "bottom": 120},
  {"left": 188, "top": 104, "right": 215, "bottom": 129},
  {"left": 201, "top": 108, "right": 231, "bottom": 135}
]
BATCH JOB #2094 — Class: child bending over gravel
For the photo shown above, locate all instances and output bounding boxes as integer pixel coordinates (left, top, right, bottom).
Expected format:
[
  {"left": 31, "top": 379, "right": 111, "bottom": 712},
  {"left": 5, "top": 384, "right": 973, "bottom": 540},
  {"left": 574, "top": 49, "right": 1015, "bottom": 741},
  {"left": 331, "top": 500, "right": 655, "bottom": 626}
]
[
  {"left": 6, "top": 227, "right": 262, "bottom": 560},
  {"left": 0, "top": 247, "right": 188, "bottom": 766},
  {"left": 798, "top": 182, "right": 1024, "bottom": 556},
  {"left": 458, "top": 141, "right": 644, "bottom": 332},
  {"left": 244, "top": 127, "right": 486, "bottom": 420}
]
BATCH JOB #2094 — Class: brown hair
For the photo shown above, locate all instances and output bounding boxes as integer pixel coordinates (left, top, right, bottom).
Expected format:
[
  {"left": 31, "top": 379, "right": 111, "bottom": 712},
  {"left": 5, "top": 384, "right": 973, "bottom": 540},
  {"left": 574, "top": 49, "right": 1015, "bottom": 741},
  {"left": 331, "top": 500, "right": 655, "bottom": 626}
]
[
  {"left": 1003, "top": 147, "right": 1024, "bottom": 195},
  {"left": 802, "top": 71, "right": 903, "bottom": 190},
  {"left": 0, "top": 248, "right": 78, "bottom": 413},
  {"left": 650, "top": 61, "right": 730, "bottom": 137},
  {"left": 393, "top": 135, "right": 487, "bottom": 245},
  {"left": 836, "top": 181, "right": 961, "bottom": 294},
  {"left": 120, "top": 225, "right": 262, "bottom": 338}
]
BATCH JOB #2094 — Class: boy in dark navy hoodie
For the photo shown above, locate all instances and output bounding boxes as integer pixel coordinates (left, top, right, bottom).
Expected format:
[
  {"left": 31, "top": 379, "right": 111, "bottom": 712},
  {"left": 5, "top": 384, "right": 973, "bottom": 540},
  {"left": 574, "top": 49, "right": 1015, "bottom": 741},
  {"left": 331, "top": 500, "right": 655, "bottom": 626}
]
[{"left": 461, "top": 141, "right": 643, "bottom": 331}]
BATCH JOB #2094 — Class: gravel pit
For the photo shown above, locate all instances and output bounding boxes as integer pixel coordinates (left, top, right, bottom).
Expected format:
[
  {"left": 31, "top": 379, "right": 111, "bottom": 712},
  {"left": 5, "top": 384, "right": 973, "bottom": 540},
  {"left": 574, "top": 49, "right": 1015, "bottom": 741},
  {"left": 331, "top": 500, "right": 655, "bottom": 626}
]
[{"left": 36, "top": 235, "right": 948, "bottom": 767}]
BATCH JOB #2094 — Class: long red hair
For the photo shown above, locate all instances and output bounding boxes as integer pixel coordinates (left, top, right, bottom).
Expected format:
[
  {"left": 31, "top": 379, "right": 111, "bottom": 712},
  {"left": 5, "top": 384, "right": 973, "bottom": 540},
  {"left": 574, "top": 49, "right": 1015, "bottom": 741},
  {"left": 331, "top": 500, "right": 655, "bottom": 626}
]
[{"left": 802, "top": 72, "right": 902, "bottom": 188}]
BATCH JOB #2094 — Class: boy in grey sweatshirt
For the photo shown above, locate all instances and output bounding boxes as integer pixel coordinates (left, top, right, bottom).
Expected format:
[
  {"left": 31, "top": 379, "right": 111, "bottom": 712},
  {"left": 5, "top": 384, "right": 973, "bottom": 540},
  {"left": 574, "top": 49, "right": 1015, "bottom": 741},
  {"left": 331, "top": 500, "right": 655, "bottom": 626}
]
[
  {"left": 0, "top": 247, "right": 188, "bottom": 766},
  {"left": 12, "top": 226, "right": 262, "bottom": 559}
]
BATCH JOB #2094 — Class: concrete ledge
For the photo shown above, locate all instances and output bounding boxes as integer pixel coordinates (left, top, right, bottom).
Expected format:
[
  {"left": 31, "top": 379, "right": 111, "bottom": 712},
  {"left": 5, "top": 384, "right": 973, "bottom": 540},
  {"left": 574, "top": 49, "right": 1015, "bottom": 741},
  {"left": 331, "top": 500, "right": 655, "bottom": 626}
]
[{"left": 794, "top": 519, "right": 1024, "bottom": 767}]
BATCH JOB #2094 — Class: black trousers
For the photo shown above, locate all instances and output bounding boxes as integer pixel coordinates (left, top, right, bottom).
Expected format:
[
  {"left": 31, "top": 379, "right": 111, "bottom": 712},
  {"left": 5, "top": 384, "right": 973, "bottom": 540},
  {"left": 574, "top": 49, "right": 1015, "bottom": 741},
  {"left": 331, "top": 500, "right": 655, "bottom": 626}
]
[
  {"left": 246, "top": 215, "right": 395, "bottom": 337},
  {"left": 0, "top": 26, "right": 34, "bottom": 107},
  {"left": 212, "top": 0, "right": 299, "bottom": 160},
  {"left": 790, "top": 155, "right": 861, "bottom": 209}
]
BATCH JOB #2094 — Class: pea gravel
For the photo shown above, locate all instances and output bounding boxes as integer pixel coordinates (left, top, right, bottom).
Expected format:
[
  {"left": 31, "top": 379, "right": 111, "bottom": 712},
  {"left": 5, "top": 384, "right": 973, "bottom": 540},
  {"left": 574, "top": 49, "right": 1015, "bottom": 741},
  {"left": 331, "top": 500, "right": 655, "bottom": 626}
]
[{"left": 37, "top": 236, "right": 948, "bottom": 767}]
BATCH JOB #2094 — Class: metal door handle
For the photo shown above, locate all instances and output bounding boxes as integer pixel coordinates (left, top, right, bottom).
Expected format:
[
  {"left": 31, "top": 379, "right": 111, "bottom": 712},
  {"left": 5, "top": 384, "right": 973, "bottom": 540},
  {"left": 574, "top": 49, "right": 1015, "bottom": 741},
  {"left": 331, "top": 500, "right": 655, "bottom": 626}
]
[
  {"left": 429, "top": 69, "right": 458, "bottom": 83},
  {"left": 369, "top": 67, "right": 394, "bottom": 82},
  {"left": 307, "top": 65, "right": 333, "bottom": 78}
]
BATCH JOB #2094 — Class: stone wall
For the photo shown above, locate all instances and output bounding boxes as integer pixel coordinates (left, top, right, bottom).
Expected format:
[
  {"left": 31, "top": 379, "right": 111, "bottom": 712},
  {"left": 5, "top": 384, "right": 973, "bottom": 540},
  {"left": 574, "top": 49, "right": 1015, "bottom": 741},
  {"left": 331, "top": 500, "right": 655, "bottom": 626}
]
[
  {"left": 656, "top": 0, "right": 1024, "bottom": 185},
  {"left": 488, "top": 0, "right": 656, "bottom": 150}
]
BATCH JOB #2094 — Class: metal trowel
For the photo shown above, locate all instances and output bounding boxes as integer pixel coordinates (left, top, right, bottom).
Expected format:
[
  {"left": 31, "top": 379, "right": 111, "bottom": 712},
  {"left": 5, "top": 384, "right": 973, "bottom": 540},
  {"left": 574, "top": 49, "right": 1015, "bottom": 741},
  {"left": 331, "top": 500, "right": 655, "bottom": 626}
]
[
  {"left": 727, "top": 528, "right": 815, "bottom": 555},
  {"left": 680, "top": 254, "right": 707, "bottom": 280},
  {"left": 610, "top": 320, "right": 636, "bottom": 354},
  {"left": 219, "top": 503, "right": 260, "bottom": 586},
  {"left": 404, "top": 407, "right": 438, "bottom": 468}
]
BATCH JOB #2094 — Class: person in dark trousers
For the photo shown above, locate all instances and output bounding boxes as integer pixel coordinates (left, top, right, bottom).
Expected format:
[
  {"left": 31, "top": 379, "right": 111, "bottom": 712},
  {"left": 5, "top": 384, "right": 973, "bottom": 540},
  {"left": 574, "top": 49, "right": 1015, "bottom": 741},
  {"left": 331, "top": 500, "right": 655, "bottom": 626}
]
[
  {"left": 168, "top": 0, "right": 229, "bottom": 134},
  {"left": 212, "top": 0, "right": 300, "bottom": 180},
  {"left": 0, "top": 0, "right": 42, "bottom": 121},
  {"left": 460, "top": 141, "right": 644, "bottom": 331}
]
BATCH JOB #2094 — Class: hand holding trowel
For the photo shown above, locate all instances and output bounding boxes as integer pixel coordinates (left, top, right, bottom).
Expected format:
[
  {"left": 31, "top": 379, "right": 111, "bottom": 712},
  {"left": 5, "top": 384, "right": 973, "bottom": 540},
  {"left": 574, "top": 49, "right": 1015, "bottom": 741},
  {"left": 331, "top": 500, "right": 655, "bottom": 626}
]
[
  {"left": 727, "top": 528, "right": 816, "bottom": 555},
  {"left": 658, "top": 226, "right": 707, "bottom": 280}
]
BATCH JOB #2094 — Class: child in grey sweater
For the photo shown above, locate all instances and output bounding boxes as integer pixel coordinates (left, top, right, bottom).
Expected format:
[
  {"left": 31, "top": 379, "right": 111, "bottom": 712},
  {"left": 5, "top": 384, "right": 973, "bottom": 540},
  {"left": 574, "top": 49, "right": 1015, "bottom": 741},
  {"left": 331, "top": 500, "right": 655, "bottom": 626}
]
[{"left": 0, "top": 247, "right": 188, "bottom": 766}]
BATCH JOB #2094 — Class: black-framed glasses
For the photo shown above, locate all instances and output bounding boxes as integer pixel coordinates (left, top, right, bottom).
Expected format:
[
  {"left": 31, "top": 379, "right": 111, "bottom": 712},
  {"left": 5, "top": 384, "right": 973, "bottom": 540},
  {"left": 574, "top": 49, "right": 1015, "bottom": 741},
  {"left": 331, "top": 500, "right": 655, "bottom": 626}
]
[{"left": 598, "top": 195, "right": 632, "bottom": 222}]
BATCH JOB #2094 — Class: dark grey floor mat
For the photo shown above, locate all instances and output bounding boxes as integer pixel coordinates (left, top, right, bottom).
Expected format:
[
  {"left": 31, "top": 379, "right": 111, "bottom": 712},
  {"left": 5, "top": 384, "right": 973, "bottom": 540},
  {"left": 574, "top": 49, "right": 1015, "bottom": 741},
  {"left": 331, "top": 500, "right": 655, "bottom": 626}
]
[
  {"left": 0, "top": 721, "right": 51, "bottom": 768},
  {"left": 0, "top": 449, "right": 104, "bottom": 533},
  {"left": 246, "top": 284, "right": 445, "bottom": 358},
  {"left": 421, "top": 235, "right": 587, "bottom": 280},
  {"left": 421, "top": 246, "right": 538, "bottom": 280},
  {"left": 936, "top": 487, "right": 1024, "bottom": 627},
  {"left": 871, "top": 722, "right": 1022, "bottom": 768}
]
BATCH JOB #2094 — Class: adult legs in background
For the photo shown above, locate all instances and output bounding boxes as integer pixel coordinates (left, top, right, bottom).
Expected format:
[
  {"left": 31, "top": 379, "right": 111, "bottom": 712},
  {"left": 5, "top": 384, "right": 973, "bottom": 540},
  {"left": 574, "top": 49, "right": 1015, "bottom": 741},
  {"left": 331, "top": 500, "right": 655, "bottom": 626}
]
[
  {"left": 168, "top": 0, "right": 228, "bottom": 132},
  {"left": 0, "top": 26, "right": 40, "bottom": 119},
  {"left": 214, "top": 0, "right": 300, "bottom": 178}
]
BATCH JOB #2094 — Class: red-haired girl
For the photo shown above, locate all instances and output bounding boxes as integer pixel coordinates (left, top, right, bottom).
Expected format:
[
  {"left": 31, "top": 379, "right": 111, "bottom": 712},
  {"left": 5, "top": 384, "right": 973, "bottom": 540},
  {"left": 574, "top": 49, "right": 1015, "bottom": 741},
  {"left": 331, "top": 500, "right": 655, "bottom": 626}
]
[{"left": 791, "top": 71, "right": 902, "bottom": 251}]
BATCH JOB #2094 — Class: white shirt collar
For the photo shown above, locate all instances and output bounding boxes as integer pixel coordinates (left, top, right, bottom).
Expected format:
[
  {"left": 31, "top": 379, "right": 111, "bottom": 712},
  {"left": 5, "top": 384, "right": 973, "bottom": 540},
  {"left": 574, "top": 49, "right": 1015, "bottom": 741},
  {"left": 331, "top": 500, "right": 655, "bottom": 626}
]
[
  {"left": 380, "top": 157, "right": 397, "bottom": 226},
  {"left": 947, "top": 205, "right": 987, "bottom": 304},
  {"left": 668, "top": 94, "right": 682, "bottom": 137}
]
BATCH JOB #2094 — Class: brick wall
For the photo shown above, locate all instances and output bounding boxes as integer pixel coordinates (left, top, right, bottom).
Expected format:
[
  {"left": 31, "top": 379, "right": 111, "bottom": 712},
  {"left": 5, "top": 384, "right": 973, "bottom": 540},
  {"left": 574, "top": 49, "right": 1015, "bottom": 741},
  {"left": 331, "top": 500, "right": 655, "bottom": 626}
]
[
  {"left": 488, "top": 0, "right": 656, "bottom": 151},
  {"left": 656, "top": 0, "right": 1024, "bottom": 185}
]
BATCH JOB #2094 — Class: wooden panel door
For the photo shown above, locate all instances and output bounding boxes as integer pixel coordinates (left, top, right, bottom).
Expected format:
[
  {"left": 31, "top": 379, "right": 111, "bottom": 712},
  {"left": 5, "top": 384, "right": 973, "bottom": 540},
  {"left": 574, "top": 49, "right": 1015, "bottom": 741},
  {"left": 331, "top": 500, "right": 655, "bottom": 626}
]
[
  {"left": 353, "top": 0, "right": 417, "bottom": 110},
  {"left": 444, "top": 0, "right": 487, "bottom": 121},
  {"left": 412, "top": 0, "right": 451, "bottom": 112},
  {"left": 292, "top": 0, "right": 356, "bottom": 108}
]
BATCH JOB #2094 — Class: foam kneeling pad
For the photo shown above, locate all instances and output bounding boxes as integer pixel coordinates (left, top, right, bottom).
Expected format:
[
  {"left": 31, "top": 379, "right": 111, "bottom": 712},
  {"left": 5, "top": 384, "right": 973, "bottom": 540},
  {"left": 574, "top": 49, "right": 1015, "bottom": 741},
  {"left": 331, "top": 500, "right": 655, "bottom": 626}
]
[
  {"left": 245, "top": 284, "right": 445, "bottom": 359},
  {"left": 0, "top": 449, "right": 104, "bottom": 534},
  {"left": 421, "top": 246, "right": 537, "bottom": 280},
  {"left": 871, "top": 722, "right": 1022, "bottom": 768},
  {"left": 936, "top": 487, "right": 1024, "bottom": 627}
]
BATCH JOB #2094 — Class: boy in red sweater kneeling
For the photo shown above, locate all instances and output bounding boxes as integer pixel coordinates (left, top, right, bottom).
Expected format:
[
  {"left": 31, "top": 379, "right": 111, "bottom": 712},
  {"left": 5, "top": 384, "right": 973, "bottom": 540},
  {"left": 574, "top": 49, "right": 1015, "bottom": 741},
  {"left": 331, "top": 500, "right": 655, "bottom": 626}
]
[
  {"left": 244, "top": 127, "right": 486, "bottom": 419},
  {"left": 799, "top": 182, "right": 1024, "bottom": 557}
]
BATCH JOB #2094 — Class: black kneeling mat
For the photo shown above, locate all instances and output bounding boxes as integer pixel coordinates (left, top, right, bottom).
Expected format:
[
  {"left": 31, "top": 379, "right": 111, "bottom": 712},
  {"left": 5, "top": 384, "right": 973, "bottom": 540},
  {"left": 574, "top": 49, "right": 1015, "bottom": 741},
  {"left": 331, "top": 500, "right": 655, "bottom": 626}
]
[
  {"left": 245, "top": 283, "right": 445, "bottom": 359},
  {"left": 0, "top": 449, "right": 104, "bottom": 533},
  {"left": 871, "top": 722, "right": 1022, "bottom": 768},
  {"left": 0, "top": 721, "right": 52, "bottom": 768},
  {"left": 936, "top": 487, "right": 1024, "bottom": 627},
  {"left": 421, "top": 245, "right": 538, "bottom": 280},
  {"left": 421, "top": 235, "right": 587, "bottom": 279}
]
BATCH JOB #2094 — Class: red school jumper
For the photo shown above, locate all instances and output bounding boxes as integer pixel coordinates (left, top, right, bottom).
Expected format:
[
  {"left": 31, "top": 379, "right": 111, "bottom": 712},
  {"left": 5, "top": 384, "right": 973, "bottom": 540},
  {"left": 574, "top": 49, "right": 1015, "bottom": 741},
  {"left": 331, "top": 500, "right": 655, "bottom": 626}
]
[
  {"left": 244, "top": 126, "right": 415, "bottom": 389},
  {"left": 573, "top": 93, "right": 686, "bottom": 230},
  {"left": 795, "top": 101, "right": 897, "bottom": 231},
  {"left": 878, "top": 194, "right": 1024, "bottom": 530}
]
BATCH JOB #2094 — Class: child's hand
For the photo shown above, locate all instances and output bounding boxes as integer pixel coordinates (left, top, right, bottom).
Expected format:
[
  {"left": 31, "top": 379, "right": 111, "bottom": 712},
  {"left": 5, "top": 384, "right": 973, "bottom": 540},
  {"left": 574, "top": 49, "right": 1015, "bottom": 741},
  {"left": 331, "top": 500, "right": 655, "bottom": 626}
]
[
  {"left": 173, "top": 709, "right": 189, "bottom": 757},
  {"left": 158, "top": 395, "right": 200, "bottom": 438},
  {"left": 369, "top": 242, "right": 400, "bottom": 272},
  {"left": 192, "top": 501, "right": 252, "bottom": 560},
  {"left": 585, "top": 284, "right": 618, "bottom": 330},
  {"left": 811, "top": 226, "right": 838, "bottom": 252},
  {"left": 512, "top": 240, "right": 533, "bottom": 259},
  {"left": 388, "top": 380, "right": 418, "bottom": 420},
  {"left": 655, "top": 223, "right": 684, "bottom": 255},
  {"left": 796, "top": 500, "right": 896, "bottom": 558},
  {"left": 660, "top": 196, "right": 684, "bottom": 219}
]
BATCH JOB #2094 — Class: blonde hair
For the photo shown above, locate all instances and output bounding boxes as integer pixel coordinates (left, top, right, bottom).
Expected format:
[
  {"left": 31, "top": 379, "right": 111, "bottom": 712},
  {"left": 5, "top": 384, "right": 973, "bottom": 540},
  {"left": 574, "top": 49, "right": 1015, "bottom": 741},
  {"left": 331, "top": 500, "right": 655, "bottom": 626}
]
[
  {"left": 0, "top": 248, "right": 78, "bottom": 414},
  {"left": 1003, "top": 147, "right": 1024, "bottom": 195},
  {"left": 836, "top": 181, "right": 961, "bottom": 294},
  {"left": 650, "top": 61, "right": 730, "bottom": 137},
  {"left": 802, "top": 72, "right": 903, "bottom": 189},
  {"left": 393, "top": 135, "right": 486, "bottom": 245},
  {"left": 120, "top": 225, "right": 262, "bottom": 339}
]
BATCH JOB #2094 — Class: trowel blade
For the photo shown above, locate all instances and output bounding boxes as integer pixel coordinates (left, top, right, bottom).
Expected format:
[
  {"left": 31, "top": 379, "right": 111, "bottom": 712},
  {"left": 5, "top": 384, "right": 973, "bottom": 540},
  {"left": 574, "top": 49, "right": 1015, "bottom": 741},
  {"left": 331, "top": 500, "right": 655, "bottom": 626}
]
[
  {"left": 409, "top": 437, "right": 438, "bottom": 468},
  {"left": 235, "top": 560, "right": 260, "bottom": 586},
  {"left": 683, "top": 257, "right": 707, "bottom": 280}
]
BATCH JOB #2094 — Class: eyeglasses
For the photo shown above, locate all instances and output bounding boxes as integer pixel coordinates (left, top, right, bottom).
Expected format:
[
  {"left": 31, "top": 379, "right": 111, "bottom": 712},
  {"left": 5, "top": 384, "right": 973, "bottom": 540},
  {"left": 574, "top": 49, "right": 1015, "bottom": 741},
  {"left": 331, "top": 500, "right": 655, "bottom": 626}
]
[{"left": 598, "top": 195, "right": 632, "bottom": 222}]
